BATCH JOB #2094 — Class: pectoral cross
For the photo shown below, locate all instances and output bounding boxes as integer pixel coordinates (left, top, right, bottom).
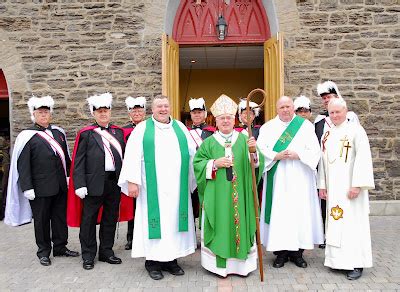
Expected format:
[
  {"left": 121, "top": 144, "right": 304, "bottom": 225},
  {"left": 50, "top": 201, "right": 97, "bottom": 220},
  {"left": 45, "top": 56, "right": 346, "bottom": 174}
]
[
  {"left": 343, "top": 141, "right": 352, "bottom": 163},
  {"left": 339, "top": 136, "right": 348, "bottom": 158}
]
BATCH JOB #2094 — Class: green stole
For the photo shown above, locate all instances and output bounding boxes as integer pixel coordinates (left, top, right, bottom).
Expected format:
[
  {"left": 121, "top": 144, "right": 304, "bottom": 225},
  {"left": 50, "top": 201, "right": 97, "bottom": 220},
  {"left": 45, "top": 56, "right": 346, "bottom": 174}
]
[
  {"left": 143, "top": 118, "right": 190, "bottom": 239},
  {"left": 264, "top": 115, "right": 305, "bottom": 224}
]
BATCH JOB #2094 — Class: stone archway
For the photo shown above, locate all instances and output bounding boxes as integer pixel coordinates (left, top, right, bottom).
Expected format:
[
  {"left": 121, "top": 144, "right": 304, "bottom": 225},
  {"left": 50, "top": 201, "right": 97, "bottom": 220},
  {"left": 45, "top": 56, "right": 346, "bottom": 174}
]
[{"left": 0, "top": 30, "right": 31, "bottom": 142}]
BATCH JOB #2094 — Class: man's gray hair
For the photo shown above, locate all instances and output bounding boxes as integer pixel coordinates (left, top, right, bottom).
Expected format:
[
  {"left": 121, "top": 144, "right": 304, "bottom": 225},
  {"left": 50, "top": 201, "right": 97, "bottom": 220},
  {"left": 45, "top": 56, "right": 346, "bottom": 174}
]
[{"left": 328, "top": 97, "right": 347, "bottom": 110}]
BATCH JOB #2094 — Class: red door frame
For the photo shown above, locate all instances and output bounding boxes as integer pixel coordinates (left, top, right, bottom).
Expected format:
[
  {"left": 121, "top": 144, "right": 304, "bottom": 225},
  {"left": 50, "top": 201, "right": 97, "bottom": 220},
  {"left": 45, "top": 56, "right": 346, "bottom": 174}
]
[{"left": 0, "top": 70, "right": 9, "bottom": 100}]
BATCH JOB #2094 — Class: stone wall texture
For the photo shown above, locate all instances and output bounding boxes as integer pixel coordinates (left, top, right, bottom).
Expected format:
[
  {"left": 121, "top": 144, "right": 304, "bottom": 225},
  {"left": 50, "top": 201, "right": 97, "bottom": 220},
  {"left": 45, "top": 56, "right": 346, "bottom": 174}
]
[{"left": 0, "top": 0, "right": 399, "bottom": 200}]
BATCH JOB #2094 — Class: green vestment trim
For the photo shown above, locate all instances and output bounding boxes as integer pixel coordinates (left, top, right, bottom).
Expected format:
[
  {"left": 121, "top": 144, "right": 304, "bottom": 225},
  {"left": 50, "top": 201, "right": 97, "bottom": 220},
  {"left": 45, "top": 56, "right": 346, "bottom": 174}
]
[
  {"left": 264, "top": 115, "right": 305, "bottom": 224},
  {"left": 143, "top": 118, "right": 190, "bottom": 239},
  {"left": 193, "top": 133, "right": 264, "bottom": 268}
]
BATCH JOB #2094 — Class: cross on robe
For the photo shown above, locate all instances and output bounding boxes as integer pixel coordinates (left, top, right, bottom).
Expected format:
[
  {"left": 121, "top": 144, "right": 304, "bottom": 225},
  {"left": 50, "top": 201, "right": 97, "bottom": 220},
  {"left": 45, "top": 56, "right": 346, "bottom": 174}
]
[{"left": 343, "top": 141, "right": 352, "bottom": 162}]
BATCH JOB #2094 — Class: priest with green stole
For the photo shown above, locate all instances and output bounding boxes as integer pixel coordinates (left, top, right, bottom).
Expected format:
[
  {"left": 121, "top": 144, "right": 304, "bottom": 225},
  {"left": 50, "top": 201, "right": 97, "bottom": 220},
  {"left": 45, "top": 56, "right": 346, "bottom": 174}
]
[
  {"left": 118, "top": 95, "right": 197, "bottom": 281},
  {"left": 193, "top": 94, "right": 264, "bottom": 277},
  {"left": 258, "top": 96, "right": 323, "bottom": 269}
]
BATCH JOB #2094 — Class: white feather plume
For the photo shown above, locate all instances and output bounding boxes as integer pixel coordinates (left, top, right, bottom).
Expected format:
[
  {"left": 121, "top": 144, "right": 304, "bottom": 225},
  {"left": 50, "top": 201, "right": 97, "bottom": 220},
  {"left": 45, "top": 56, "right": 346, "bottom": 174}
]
[{"left": 87, "top": 92, "right": 113, "bottom": 115}]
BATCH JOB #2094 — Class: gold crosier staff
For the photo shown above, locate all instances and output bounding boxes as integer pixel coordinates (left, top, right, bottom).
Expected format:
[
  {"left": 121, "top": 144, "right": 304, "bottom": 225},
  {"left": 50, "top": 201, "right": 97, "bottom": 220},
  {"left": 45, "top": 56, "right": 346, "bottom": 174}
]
[{"left": 245, "top": 88, "right": 266, "bottom": 282}]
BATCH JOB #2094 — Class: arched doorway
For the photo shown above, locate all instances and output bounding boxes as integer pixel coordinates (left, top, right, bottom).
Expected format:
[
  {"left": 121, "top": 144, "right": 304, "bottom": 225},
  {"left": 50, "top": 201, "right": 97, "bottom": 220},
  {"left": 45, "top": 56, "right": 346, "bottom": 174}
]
[
  {"left": 0, "top": 69, "right": 9, "bottom": 136},
  {"left": 163, "top": 0, "right": 283, "bottom": 123},
  {"left": 0, "top": 69, "right": 10, "bottom": 220}
]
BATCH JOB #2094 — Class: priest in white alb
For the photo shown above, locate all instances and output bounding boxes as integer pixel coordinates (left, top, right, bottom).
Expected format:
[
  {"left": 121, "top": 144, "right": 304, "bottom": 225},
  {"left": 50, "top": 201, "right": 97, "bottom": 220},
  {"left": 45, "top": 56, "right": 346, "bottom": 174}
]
[
  {"left": 258, "top": 96, "right": 323, "bottom": 269},
  {"left": 318, "top": 97, "right": 374, "bottom": 280},
  {"left": 118, "top": 95, "right": 197, "bottom": 281}
]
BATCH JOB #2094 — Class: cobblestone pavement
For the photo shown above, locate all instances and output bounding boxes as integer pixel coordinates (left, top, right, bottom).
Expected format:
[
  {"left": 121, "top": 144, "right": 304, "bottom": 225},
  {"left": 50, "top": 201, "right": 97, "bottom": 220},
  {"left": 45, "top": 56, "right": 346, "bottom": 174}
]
[{"left": 0, "top": 216, "right": 399, "bottom": 291}]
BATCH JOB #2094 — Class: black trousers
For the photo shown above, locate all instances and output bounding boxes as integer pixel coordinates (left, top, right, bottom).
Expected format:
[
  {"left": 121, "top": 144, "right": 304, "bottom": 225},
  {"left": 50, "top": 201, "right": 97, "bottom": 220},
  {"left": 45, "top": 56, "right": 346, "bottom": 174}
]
[
  {"left": 275, "top": 249, "right": 304, "bottom": 259},
  {"left": 126, "top": 198, "right": 136, "bottom": 241},
  {"left": 79, "top": 172, "right": 121, "bottom": 261},
  {"left": 321, "top": 198, "right": 327, "bottom": 233},
  {"left": 191, "top": 189, "right": 200, "bottom": 219},
  {"left": 145, "top": 259, "right": 178, "bottom": 271},
  {"left": 29, "top": 188, "right": 68, "bottom": 258}
]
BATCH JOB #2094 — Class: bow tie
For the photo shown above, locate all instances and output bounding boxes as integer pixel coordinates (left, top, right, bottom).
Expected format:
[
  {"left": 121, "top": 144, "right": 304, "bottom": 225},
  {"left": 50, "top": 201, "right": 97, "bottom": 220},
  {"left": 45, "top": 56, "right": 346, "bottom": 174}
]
[
  {"left": 192, "top": 125, "right": 202, "bottom": 130},
  {"left": 320, "top": 111, "right": 329, "bottom": 117},
  {"left": 35, "top": 124, "right": 51, "bottom": 131},
  {"left": 99, "top": 126, "right": 109, "bottom": 131}
]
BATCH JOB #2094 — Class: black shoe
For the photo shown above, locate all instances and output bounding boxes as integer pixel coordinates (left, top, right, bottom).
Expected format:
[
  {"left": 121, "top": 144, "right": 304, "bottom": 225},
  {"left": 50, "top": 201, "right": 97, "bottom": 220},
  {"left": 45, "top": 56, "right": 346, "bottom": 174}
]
[
  {"left": 98, "top": 255, "right": 122, "bottom": 264},
  {"left": 290, "top": 256, "right": 308, "bottom": 268},
  {"left": 54, "top": 248, "right": 80, "bottom": 257},
  {"left": 319, "top": 243, "right": 326, "bottom": 249},
  {"left": 147, "top": 269, "right": 164, "bottom": 280},
  {"left": 83, "top": 259, "right": 94, "bottom": 270},
  {"left": 162, "top": 262, "right": 185, "bottom": 276},
  {"left": 39, "top": 256, "right": 51, "bottom": 266},
  {"left": 273, "top": 257, "right": 288, "bottom": 268},
  {"left": 125, "top": 240, "right": 132, "bottom": 250},
  {"left": 346, "top": 268, "right": 363, "bottom": 280}
]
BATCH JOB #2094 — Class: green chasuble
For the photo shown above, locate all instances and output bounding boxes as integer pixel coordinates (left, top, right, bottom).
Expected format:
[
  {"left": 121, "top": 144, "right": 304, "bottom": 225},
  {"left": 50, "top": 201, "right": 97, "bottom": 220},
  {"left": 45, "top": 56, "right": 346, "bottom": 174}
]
[{"left": 193, "top": 133, "right": 264, "bottom": 268}]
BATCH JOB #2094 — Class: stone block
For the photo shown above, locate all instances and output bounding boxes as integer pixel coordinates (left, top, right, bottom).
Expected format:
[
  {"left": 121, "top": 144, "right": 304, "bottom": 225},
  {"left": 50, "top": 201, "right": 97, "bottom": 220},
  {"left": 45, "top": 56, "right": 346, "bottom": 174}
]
[
  {"left": 113, "top": 16, "right": 144, "bottom": 30},
  {"left": 0, "top": 17, "right": 31, "bottom": 31},
  {"left": 374, "top": 13, "right": 398, "bottom": 25},
  {"left": 318, "top": 0, "right": 338, "bottom": 11},
  {"left": 301, "top": 13, "right": 329, "bottom": 26},
  {"left": 371, "top": 40, "right": 400, "bottom": 49},
  {"left": 321, "top": 58, "right": 355, "bottom": 69},
  {"left": 329, "top": 12, "right": 348, "bottom": 25},
  {"left": 340, "top": 0, "right": 363, "bottom": 3},
  {"left": 349, "top": 12, "right": 373, "bottom": 25},
  {"left": 48, "top": 79, "right": 77, "bottom": 89},
  {"left": 339, "top": 40, "right": 367, "bottom": 50}
]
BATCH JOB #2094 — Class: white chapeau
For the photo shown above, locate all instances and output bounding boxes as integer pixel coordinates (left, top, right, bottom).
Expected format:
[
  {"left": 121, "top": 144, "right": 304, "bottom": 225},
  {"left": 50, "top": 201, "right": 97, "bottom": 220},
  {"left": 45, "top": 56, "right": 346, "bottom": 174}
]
[
  {"left": 258, "top": 116, "right": 324, "bottom": 251},
  {"left": 118, "top": 116, "right": 197, "bottom": 261},
  {"left": 318, "top": 120, "right": 374, "bottom": 270}
]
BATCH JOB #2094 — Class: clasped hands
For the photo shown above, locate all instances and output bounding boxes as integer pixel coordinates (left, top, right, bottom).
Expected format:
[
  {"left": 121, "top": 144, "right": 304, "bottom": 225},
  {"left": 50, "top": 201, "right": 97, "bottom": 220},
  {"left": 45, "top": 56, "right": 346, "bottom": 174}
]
[
  {"left": 275, "top": 149, "right": 299, "bottom": 161},
  {"left": 318, "top": 187, "right": 361, "bottom": 200}
]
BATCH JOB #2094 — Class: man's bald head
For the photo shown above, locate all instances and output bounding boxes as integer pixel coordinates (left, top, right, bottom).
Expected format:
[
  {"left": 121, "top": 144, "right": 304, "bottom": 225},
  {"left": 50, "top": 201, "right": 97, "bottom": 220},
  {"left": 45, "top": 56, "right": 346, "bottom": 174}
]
[{"left": 276, "top": 96, "right": 295, "bottom": 122}]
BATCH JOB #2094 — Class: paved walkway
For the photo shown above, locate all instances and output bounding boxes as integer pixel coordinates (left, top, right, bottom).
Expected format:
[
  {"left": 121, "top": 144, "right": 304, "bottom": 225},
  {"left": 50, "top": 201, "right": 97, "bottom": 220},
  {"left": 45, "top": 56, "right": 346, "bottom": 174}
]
[{"left": 0, "top": 216, "right": 399, "bottom": 291}]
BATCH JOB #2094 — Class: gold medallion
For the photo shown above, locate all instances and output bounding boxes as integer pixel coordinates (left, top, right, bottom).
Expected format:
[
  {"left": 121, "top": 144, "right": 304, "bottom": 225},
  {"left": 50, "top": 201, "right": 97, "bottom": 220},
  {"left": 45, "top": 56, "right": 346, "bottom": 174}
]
[{"left": 330, "top": 205, "right": 343, "bottom": 220}]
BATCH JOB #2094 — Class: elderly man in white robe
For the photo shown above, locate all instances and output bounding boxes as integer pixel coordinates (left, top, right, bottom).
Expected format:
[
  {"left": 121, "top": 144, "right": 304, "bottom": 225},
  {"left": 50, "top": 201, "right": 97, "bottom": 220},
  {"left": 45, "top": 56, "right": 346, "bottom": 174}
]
[
  {"left": 318, "top": 97, "right": 374, "bottom": 280},
  {"left": 118, "top": 95, "right": 197, "bottom": 280},
  {"left": 258, "top": 96, "right": 323, "bottom": 269}
]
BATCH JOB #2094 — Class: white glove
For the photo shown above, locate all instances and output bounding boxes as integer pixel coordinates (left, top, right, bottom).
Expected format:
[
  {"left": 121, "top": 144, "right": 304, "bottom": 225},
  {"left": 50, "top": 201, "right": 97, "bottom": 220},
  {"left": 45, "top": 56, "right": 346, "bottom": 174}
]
[
  {"left": 23, "top": 189, "right": 35, "bottom": 200},
  {"left": 75, "top": 187, "right": 88, "bottom": 199}
]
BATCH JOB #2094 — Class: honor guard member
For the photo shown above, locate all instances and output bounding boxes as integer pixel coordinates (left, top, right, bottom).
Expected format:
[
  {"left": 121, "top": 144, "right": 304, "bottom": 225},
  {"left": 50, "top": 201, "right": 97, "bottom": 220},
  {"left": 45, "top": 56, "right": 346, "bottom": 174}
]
[
  {"left": 67, "top": 93, "right": 132, "bottom": 270},
  {"left": 124, "top": 96, "right": 147, "bottom": 250},
  {"left": 314, "top": 81, "right": 359, "bottom": 249},
  {"left": 5, "top": 95, "right": 79, "bottom": 266},
  {"left": 294, "top": 95, "right": 312, "bottom": 121},
  {"left": 187, "top": 97, "right": 215, "bottom": 219},
  {"left": 235, "top": 99, "right": 261, "bottom": 140}
]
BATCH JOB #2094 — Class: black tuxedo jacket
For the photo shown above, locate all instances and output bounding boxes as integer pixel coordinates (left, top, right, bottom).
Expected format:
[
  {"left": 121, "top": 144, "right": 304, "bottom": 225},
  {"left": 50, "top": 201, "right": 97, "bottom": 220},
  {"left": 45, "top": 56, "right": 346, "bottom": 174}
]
[
  {"left": 123, "top": 123, "right": 135, "bottom": 141},
  {"left": 190, "top": 123, "right": 214, "bottom": 141},
  {"left": 18, "top": 126, "right": 71, "bottom": 197},
  {"left": 315, "top": 119, "right": 325, "bottom": 145},
  {"left": 73, "top": 125, "right": 125, "bottom": 196}
]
